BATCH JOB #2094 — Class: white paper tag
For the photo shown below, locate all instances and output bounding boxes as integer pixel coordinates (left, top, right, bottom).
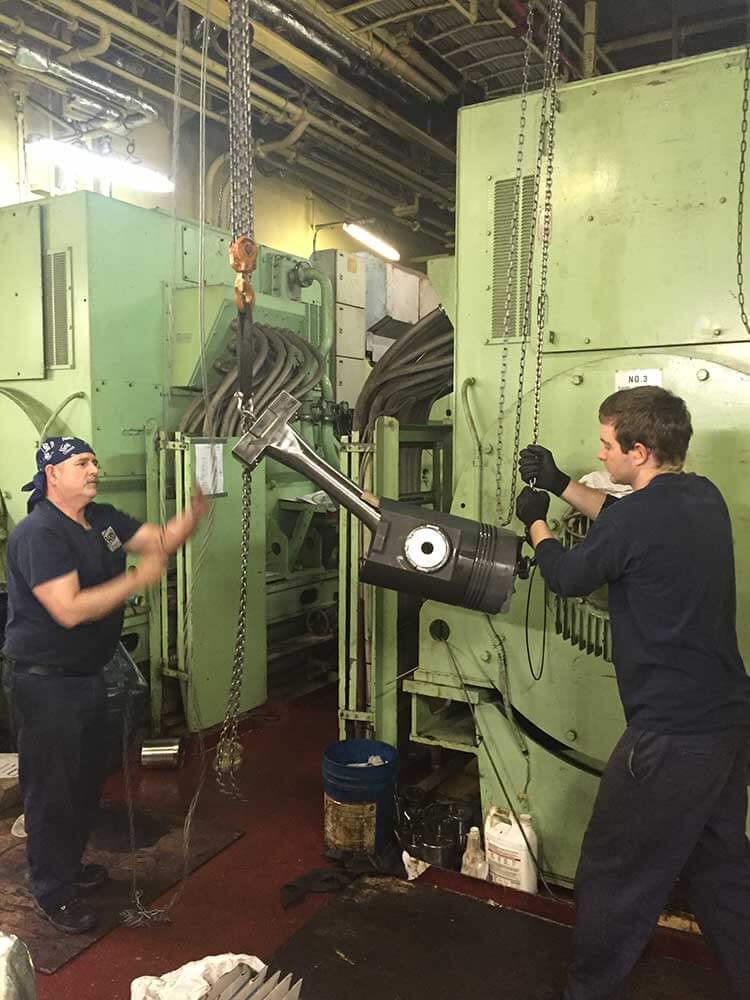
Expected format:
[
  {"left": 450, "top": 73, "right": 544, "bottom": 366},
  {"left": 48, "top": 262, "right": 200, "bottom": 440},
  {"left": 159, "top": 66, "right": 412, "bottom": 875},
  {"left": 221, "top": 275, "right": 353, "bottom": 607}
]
[
  {"left": 195, "top": 443, "right": 225, "bottom": 497},
  {"left": 614, "top": 368, "right": 663, "bottom": 391}
]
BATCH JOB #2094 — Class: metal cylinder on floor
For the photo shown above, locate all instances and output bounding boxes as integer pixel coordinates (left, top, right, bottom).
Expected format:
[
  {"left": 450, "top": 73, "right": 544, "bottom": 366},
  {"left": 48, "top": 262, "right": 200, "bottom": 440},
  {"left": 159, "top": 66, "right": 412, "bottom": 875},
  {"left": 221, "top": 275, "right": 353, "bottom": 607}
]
[{"left": 140, "top": 737, "right": 185, "bottom": 769}]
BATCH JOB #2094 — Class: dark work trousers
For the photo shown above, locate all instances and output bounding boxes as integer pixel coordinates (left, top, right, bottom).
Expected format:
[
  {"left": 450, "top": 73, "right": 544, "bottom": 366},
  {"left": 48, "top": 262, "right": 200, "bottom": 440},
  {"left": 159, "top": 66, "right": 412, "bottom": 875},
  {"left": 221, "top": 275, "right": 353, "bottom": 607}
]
[
  {"left": 564, "top": 726, "right": 750, "bottom": 1000},
  {"left": 8, "top": 668, "right": 109, "bottom": 911}
]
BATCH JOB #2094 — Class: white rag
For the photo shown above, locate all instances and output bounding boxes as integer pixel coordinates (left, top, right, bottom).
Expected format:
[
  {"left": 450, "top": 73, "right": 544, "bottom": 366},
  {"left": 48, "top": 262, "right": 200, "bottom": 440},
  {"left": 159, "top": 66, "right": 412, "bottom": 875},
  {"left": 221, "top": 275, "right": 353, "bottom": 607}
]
[{"left": 130, "top": 954, "right": 265, "bottom": 1000}]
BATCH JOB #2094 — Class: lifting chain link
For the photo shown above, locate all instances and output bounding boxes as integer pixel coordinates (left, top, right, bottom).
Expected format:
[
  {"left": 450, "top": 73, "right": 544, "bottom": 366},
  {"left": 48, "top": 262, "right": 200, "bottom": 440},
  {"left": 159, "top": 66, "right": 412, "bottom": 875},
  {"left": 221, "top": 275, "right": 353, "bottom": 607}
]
[
  {"left": 215, "top": 0, "right": 256, "bottom": 796},
  {"left": 531, "top": 0, "right": 562, "bottom": 443},
  {"left": 495, "top": 0, "right": 563, "bottom": 525},
  {"left": 215, "top": 409, "right": 254, "bottom": 796},
  {"left": 494, "top": 2, "right": 535, "bottom": 525},
  {"left": 737, "top": 0, "right": 750, "bottom": 337}
]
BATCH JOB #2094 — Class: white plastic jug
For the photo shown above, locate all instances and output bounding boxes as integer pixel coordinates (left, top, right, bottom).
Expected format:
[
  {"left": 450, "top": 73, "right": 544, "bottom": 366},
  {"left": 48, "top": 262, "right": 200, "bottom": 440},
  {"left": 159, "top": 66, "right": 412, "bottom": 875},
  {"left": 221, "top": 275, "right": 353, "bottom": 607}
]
[
  {"left": 484, "top": 807, "right": 538, "bottom": 894},
  {"left": 460, "top": 826, "right": 488, "bottom": 880}
]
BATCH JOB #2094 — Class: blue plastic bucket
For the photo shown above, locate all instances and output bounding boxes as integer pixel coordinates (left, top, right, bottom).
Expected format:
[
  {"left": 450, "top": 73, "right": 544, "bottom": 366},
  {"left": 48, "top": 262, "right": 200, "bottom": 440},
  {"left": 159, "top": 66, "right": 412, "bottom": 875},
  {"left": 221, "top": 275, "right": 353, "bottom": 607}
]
[{"left": 322, "top": 739, "right": 398, "bottom": 855}]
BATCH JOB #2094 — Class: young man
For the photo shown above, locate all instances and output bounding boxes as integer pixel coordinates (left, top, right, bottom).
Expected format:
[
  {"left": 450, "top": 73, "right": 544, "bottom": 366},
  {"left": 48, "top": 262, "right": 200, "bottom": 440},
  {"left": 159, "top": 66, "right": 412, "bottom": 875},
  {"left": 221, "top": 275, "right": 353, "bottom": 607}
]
[
  {"left": 2, "top": 436, "right": 207, "bottom": 934},
  {"left": 515, "top": 386, "right": 750, "bottom": 999}
]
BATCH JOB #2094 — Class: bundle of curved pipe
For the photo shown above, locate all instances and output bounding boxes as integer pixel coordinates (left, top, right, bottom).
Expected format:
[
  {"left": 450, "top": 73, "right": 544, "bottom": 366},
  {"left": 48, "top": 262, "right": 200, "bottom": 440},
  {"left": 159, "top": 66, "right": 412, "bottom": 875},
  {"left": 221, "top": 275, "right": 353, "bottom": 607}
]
[
  {"left": 353, "top": 307, "right": 453, "bottom": 441},
  {"left": 353, "top": 306, "right": 453, "bottom": 494},
  {"left": 179, "top": 322, "right": 325, "bottom": 438}
]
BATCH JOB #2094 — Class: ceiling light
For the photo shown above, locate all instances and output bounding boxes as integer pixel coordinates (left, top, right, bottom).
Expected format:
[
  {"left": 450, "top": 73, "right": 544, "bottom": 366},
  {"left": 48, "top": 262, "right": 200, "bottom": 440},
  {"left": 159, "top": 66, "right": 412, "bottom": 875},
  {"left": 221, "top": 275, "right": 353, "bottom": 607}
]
[
  {"left": 26, "top": 138, "right": 174, "bottom": 194},
  {"left": 343, "top": 223, "right": 400, "bottom": 261}
]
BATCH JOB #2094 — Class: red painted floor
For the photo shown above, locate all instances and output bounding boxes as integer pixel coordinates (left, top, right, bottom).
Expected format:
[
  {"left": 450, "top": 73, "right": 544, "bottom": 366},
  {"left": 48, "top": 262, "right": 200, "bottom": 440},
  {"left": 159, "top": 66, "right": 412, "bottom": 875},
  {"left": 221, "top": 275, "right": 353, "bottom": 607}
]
[
  {"left": 33, "top": 683, "right": 717, "bottom": 999},
  {"left": 36, "top": 686, "right": 339, "bottom": 1000}
]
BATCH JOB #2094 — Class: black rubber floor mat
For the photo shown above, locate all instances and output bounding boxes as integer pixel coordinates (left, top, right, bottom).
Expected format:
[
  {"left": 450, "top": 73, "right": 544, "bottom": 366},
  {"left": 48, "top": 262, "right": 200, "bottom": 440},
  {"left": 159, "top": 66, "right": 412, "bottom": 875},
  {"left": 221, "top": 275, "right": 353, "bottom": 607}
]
[
  {"left": 269, "top": 876, "right": 729, "bottom": 1000},
  {"left": 0, "top": 803, "right": 243, "bottom": 974}
]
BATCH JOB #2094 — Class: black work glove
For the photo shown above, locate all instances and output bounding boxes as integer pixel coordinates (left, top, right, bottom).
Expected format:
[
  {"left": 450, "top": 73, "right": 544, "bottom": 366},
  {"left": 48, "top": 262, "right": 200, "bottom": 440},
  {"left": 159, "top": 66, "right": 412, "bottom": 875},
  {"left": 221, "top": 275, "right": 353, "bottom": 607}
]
[
  {"left": 516, "top": 486, "right": 551, "bottom": 530},
  {"left": 518, "top": 444, "right": 570, "bottom": 496}
]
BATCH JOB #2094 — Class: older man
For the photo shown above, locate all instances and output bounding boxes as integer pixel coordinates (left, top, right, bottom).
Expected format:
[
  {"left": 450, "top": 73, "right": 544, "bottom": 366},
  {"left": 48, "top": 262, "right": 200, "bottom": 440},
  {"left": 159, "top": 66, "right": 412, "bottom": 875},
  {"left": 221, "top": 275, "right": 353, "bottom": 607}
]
[{"left": 3, "top": 436, "right": 206, "bottom": 934}]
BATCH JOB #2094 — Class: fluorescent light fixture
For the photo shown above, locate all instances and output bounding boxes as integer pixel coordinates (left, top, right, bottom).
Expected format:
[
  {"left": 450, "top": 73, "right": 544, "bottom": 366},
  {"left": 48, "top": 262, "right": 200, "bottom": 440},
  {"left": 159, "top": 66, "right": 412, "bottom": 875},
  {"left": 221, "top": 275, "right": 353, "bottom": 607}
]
[
  {"left": 26, "top": 138, "right": 174, "bottom": 194},
  {"left": 343, "top": 222, "right": 400, "bottom": 261}
]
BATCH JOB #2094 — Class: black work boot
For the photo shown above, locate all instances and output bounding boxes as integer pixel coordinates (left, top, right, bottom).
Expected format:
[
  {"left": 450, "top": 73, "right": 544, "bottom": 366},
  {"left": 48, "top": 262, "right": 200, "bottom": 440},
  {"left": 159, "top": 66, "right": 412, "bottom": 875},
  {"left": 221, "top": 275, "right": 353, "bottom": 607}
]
[
  {"left": 75, "top": 863, "right": 109, "bottom": 892},
  {"left": 32, "top": 898, "right": 97, "bottom": 935}
]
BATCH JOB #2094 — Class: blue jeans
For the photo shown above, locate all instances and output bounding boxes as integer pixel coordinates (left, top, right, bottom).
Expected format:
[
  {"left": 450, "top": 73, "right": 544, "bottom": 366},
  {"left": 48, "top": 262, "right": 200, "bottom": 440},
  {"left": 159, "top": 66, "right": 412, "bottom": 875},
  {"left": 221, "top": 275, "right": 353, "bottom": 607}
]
[
  {"left": 8, "top": 667, "right": 108, "bottom": 910},
  {"left": 564, "top": 726, "right": 750, "bottom": 1000}
]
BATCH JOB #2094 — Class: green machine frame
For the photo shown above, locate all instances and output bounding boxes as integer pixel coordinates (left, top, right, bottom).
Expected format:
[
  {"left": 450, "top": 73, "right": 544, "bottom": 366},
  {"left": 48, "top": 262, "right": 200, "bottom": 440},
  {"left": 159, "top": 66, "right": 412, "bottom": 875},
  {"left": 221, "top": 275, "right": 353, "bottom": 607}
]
[
  {"left": 342, "top": 47, "right": 750, "bottom": 885},
  {"left": 0, "top": 191, "right": 338, "bottom": 733}
]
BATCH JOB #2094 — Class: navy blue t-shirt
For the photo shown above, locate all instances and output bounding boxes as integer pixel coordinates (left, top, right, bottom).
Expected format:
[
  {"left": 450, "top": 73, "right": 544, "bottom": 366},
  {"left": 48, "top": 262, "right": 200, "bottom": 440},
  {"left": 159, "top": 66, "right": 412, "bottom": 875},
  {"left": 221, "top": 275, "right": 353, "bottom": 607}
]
[
  {"left": 3, "top": 499, "right": 142, "bottom": 672},
  {"left": 535, "top": 473, "right": 750, "bottom": 734}
]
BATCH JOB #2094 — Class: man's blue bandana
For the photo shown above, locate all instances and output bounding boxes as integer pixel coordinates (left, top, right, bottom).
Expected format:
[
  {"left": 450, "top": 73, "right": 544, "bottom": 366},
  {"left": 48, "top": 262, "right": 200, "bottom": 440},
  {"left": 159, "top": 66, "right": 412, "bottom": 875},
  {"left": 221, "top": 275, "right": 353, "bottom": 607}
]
[{"left": 22, "top": 436, "right": 96, "bottom": 513}]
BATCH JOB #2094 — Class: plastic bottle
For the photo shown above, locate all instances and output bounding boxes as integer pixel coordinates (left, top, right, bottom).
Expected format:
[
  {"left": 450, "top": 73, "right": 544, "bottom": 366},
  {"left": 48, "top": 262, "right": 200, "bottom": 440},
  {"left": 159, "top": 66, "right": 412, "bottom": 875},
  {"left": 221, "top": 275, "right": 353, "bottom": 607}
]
[
  {"left": 460, "top": 825, "right": 488, "bottom": 880},
  {"left": 484, "top": 806, "right": 538, "bottom": 894}
]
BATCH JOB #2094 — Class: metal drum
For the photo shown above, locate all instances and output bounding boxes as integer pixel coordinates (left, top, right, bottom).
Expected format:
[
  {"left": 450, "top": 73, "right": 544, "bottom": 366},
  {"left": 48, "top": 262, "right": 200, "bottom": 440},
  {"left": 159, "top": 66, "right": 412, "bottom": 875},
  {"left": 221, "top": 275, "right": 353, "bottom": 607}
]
[{"left": 140, "top": 737, "right": 185, "bottom": 769}]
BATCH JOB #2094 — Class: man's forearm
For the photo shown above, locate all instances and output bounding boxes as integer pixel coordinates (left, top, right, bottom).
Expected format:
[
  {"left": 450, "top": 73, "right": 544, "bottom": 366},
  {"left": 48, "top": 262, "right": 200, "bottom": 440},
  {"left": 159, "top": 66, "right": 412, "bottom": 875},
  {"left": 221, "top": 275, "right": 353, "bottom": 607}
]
[
  {"left": 162, "top": 510, "right": 199, "bottom": 554},
  {"left": 70, "top": 570, "right": 146, "bottom": 626},
  {"left": 560, "top": 480, "right": 608, "bottom": 520}
]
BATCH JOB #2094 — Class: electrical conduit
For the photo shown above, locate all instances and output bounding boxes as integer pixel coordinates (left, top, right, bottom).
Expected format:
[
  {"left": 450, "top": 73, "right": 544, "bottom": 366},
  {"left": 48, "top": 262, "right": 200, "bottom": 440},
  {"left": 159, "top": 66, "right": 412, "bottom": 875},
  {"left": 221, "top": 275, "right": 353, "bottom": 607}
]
[{"left": 293, "top": 263, "right": 339, "bottom": 467}]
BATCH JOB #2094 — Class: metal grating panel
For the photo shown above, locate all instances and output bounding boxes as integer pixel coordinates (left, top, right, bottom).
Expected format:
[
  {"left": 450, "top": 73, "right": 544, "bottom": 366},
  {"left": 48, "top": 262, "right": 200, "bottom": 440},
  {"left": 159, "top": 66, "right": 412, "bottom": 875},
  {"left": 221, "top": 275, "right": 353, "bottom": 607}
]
[
  {"left": 491, "top": 175, "right": 533, "bottom": 338},
  {"left": 554, "top": 510, "right": 612, "bottom": 661},
  {"left": 42, "top": 250, "right": 72, "bottom": 367}
]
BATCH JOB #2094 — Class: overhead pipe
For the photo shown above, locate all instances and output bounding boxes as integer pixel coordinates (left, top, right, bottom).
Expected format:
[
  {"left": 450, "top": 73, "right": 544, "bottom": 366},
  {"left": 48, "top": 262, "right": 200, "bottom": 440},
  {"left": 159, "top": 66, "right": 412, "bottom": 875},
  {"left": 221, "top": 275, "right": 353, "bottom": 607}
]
[
  {"left": 182, "top": 0, "right": 458, "bottom": 164},
  {"left": 387, "top": 33, "right": 459, "bottom": 94},
  {"left": 535, "top": 0, "right": 600, "bottom": 76},
  {"left": 582, "top": 0, "right": 597, "bottom": 77},
  {"left": 29, "top": 0, "right": 456, "bottom": 197},
  {"left": 280, "top": 160, "right": 452, "bottom": 245},
  {"left": 503, "top": 0, "right": 581, "bottom": 80},
  {"left": 207, "top": 151, "right": 228, "bottom": 223},
  {"left": 59, "top": 23, "right": 111, "bottom": 64},
  {"left": 602, "top": 14, "right": 746, "bottom": 54},
  {"left": 558, "top": 0, "right": 615, "bottom": 73},
  {"left": 256, "top": 115, "right": 310, "bottom": 157},
  {"left": 8, "top": 3, "right": 454, "bottom": 209},
  {"left": 48, "top": 0, "right": 456, "bottom": 162},
  {"left": 533, "top": 0, "right": 615, "bottom": 75},
  {"left": 0, "top": 35, "right": 158, "bottom": 129},
  {"left": 46, "top": 0, "right": 453, "bottom": 160},
  {"left": 0, "top": 11, "right": 227, "bottom": 124},
  {"left": 285, "top": 149, "right": 404, "bottom": 207},
  {"left": 242, "top": 0, "right": 416, "bottom": 111},
  {"left": 280, "top": 0, "right": 454, "bottom": 99},
  {"left": 291, "top": 264, "right": 340, "bottom": 467}
]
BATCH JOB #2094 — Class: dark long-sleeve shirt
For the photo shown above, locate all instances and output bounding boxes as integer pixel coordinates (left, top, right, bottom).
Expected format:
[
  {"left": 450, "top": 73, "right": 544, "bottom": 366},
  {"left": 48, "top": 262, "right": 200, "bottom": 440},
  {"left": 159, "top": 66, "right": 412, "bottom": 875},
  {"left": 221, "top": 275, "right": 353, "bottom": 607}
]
[{"left": 534, "top": 473, "right": 750, "bottom": 734}]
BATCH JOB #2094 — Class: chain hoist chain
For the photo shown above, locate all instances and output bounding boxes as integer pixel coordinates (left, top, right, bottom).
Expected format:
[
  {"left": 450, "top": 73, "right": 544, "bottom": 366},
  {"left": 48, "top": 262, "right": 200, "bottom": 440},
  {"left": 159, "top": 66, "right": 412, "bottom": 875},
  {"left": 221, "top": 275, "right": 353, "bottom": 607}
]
[
  {"left": 215, "top": 408, "right": 253, "bottom": 796},
  {"left": 216, "top": 0, "right": 255, "bottom": 796},
  {"left": 494, "top": 1, "right": 536, "bottom": 525},
  {"left": 531, "top": 0, "right": 563, "bottom": 443},
  {"left": 228, "top": 0, "right": 254, "bottom": 241},
  {"left": 737, "top": 0, "right": 750, "bottom": 336},
  {"left": 496, "top": 0, "right": 563, "bottom": 525}
]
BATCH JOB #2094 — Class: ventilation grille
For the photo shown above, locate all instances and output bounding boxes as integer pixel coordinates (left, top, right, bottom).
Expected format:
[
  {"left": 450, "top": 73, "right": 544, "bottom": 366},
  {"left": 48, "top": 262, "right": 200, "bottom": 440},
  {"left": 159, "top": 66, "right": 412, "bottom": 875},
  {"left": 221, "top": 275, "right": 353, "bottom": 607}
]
[
  {"left": 491, "top": 175, "right": 534, "bottom": 339},
  {"left": 42, "top": 250, "right": 72, "bottom": 367},
  {"left": 554, "top": 511, "right": 613, "bottom": 662}
]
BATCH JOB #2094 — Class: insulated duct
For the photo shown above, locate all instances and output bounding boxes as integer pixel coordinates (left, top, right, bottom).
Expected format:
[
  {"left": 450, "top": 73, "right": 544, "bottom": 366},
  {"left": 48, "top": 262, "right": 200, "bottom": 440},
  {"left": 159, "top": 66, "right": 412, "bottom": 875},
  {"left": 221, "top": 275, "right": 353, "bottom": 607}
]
[
  {"left": 0, "top": 35, "right": 158, "bottom": 130},
  {"left": 354, "top": 306, "right": 454, "bottom": 495},
  {"left": 245, "top": 0, "right": 416, "bottom": 110}
]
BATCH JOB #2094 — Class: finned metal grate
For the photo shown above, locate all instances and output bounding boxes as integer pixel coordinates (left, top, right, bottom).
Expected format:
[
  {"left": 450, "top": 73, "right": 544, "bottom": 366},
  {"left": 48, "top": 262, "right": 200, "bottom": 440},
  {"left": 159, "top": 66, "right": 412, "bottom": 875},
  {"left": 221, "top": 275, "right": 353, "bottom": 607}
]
[
  {"left": 491, "top": 175, "right": 534, "bottom": 338},
  {"left": 42, "top": 250, "right": 72, "bottom": 367}
]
